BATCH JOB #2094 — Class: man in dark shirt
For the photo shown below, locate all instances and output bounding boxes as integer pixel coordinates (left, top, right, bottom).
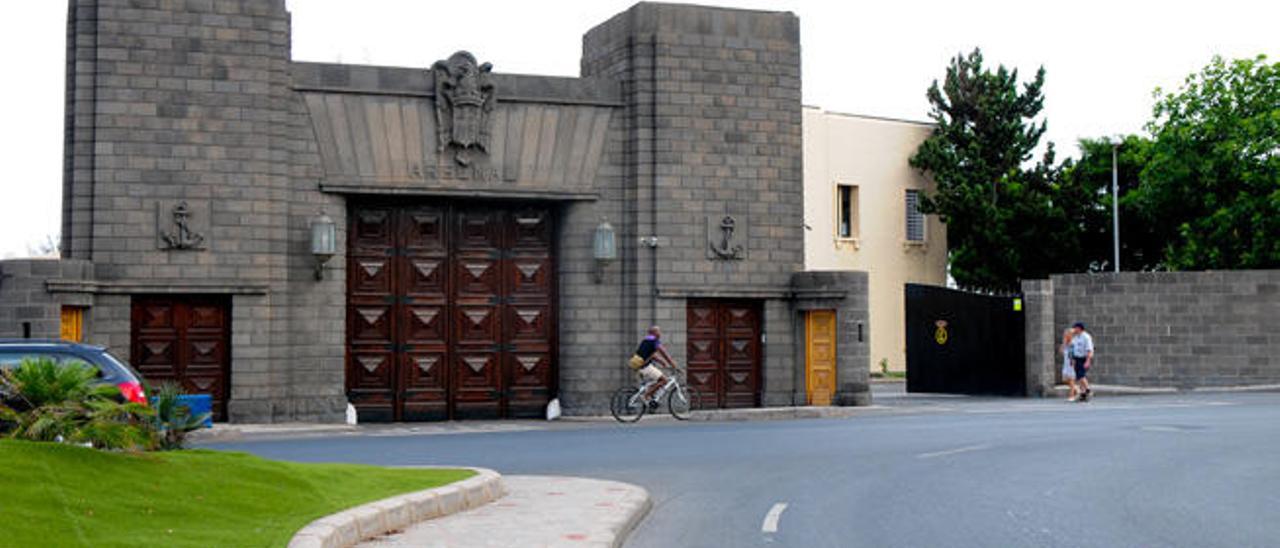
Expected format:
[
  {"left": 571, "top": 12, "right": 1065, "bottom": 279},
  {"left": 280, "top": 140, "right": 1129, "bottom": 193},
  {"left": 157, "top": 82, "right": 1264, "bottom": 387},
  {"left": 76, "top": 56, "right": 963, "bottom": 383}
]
[{"left": 630, "top": 325, "right": 676, "bottom": 399}]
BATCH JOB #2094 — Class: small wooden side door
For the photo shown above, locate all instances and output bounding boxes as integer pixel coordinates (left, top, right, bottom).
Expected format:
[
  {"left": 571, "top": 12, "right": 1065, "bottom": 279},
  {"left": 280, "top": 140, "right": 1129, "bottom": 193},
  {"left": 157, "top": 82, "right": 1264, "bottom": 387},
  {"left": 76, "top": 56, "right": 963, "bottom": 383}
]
[
  {"left": 60, "top": 306, "right": 85, "bottom": 343},
  {"left": 805, "top": 309, "right": 837, "bottom": 406}
]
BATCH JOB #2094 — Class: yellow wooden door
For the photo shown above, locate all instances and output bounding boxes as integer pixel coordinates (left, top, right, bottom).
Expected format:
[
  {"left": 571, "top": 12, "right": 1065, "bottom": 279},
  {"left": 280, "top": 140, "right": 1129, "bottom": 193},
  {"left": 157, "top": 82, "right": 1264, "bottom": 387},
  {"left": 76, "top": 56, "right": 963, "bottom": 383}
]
[
  {"left": 805, "top": 309, "right": 837, "bottom": 406},
  {"left": 60, "top": 306, "right": 85, "bottom": 343}
]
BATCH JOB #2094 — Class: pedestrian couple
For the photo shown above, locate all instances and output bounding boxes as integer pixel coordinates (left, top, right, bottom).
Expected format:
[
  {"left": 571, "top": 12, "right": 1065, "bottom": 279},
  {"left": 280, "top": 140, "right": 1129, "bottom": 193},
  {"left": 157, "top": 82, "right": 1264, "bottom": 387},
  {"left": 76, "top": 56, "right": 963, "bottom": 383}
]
[{"left": 1061, "top": 322, "right": 1094, "bottom": 402}]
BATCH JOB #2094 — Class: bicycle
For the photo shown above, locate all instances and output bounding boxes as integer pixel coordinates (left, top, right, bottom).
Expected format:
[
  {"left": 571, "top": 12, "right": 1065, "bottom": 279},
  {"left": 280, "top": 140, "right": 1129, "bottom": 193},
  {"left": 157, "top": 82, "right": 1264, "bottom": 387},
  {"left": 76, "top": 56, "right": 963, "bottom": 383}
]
[{"left": 610, "top": 364, "right": 702, "bottom": 422}]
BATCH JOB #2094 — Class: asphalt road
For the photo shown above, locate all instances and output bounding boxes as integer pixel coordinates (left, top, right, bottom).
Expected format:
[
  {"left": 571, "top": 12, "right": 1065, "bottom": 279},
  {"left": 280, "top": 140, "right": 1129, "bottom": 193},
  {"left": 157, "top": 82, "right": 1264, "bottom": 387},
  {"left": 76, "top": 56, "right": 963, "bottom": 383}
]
[{"left": 205, "top": 391, "right": 1280, "bottom": 547}]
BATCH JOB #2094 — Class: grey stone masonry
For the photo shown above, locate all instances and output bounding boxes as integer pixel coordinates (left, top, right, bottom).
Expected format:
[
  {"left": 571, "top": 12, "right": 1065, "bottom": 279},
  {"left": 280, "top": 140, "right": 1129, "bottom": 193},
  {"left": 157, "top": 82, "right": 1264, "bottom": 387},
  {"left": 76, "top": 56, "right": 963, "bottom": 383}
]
[
  {"left": 56, "top": 0, "right": 345, "bottom": 422},
  {"left": 0, "top": 259, "right": 95, "bottom": 340},
  {"left": 16, "top": 0, "right": 870, "bottom": 421},
  {"left": 792, "top": 271, "right": 871, "bottom": 406},
  {"left": 1028, "top": 271, "right": 1280, "bottom": 389},
  {"left": 1020, "top": 279, "right": 1056, "bottom": 397},
  {"left": 581, "top": 3, "right": 808, "bottom": 408}
]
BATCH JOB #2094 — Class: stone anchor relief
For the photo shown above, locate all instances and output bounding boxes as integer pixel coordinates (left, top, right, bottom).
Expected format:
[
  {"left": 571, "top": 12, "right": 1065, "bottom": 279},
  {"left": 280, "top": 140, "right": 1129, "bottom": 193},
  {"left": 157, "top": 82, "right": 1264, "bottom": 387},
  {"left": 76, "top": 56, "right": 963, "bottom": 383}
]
[
  {"left": 433, "top": 51, "right": 496, "bottom": 167},
  {"left": 708, "top": 215, "right": 746, "bottom": 260},
  {"left": 157, "top": 201, "right": 206, "bottom": 251}
]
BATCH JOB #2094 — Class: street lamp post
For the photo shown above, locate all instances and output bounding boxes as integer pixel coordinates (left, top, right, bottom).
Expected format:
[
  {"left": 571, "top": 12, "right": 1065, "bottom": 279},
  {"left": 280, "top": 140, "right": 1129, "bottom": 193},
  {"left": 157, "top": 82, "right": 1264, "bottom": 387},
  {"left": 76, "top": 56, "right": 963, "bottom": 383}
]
[{"left": 1112, "top": 140, "right": 1121, "bottom": 273}]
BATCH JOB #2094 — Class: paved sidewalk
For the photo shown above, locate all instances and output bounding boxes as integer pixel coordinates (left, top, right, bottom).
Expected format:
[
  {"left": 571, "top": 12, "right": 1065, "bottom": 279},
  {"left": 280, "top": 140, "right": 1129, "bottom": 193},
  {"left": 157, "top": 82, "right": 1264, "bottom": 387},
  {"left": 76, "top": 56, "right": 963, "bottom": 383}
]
[{"left": 360, "top": 476, "right": 650, "bottom": 548}]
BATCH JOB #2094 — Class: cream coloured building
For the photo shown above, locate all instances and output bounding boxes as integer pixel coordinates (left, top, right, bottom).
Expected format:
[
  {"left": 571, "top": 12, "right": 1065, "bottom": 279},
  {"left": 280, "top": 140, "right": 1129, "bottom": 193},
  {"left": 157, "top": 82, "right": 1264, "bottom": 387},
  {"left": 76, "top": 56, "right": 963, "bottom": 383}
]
[{"left": 803, "top": 107, "right": 948, "bottom": 373}]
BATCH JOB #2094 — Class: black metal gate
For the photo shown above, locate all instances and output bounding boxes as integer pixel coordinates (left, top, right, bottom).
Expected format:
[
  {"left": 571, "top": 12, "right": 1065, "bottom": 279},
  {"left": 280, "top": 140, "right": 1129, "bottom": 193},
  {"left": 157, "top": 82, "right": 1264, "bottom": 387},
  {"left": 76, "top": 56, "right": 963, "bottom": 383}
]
[{"left": 905, "top": 284, "right": 1025, "bottom": 396}]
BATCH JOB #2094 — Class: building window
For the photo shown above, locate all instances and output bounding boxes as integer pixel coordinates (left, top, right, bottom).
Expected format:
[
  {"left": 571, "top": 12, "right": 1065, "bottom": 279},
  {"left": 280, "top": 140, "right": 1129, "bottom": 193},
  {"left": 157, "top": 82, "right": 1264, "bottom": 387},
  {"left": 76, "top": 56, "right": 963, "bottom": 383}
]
[
  {"left": 836, "top": 184, "right": 858, "bottom": 239},
  {"left": 905, "top": 189, "right": 926, "bottom": 242}
]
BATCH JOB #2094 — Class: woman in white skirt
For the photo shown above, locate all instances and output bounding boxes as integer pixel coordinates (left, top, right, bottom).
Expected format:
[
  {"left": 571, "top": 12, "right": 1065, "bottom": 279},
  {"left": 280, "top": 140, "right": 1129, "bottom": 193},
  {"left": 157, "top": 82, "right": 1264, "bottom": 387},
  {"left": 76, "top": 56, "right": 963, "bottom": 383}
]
[{"left": 1061, "top": 328, "right": 1078, "bottom": 400}]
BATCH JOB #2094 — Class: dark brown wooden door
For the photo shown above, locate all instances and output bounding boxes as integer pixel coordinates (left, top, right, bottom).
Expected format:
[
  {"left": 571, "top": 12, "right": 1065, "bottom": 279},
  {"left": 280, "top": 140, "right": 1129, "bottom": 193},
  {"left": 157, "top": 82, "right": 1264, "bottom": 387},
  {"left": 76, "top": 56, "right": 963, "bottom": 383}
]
[
  {"left": 131, "top": 296, "right": 231, "bottom": 421},
  {"left": 346, "top": 202, "right": 556, "bottom": 421},
  {"left": 687, "top": 300, "right": 762, "bottom": 408}
]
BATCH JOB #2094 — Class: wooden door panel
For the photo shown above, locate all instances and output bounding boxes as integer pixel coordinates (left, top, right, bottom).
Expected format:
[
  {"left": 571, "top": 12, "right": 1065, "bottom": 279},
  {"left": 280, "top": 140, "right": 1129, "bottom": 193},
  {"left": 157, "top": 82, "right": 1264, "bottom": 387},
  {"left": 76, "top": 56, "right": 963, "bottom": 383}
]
[
  {"left": 347, "top": 202, "right": 556, "bottom": 421},
  {"left": 686, "top": 299, "right": 762, "bottom": 409},
  {"left": 351, "top": 306, "right": 393, "bottom": 343},
  {"left": 453, "top": 353, "right": 501, "bottom": 418},
  {"left": 507, "top": 305, "right": 549, "bottom": 340},
  {"left": 508, "top": 258, "right": 552, "bottom": 298},
  {"left": 806, "top": 310, "right": 837, "bottom": 406},
  {"left": 455, "top": 305, "right": 499, "bottom": 343},
  {"left": 455, "top": 209, "right": 503, "bottom": 250},
  {"left": 131, "top": 296, "right": 230, "bottom": 421},
  {"left": 351, "top": 208, "right": 395, "bottom": 253},
  {"left": 402, "top": 208, "right": 447, "bottom": 252},
  {"left": 402, "top": 305, "right": 446, "bottom": 343},
  {"left": 455, "top": 259, "right": 499, "bottom": 298},
  {"left": 508, "top": 208, "right": 552, "bottom": 249},
  {"left": 351, "top": 258, "right": 393, "bottom": 296},
  {"left": 400, "top": 352, "right": 447, "bottom": 421},
  {"left": 403, "top": 258, "right": 445, "bottom": 296}
]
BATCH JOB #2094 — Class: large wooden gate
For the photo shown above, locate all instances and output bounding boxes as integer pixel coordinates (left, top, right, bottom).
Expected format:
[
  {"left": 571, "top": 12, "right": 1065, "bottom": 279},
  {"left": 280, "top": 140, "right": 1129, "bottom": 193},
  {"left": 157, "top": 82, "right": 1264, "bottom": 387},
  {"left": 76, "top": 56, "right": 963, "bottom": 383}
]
[
  {"left": 905, "top": 284, "right": 1025, "bottom": 396},
  {"left": 686, "top": 300, "right": 762, "bottom": 408},
  {"left": 346, "top": 202, "right": 556, "bottom": 421},
  {"left": 131, "top": 296, "right": 232, "bottom": 421}
]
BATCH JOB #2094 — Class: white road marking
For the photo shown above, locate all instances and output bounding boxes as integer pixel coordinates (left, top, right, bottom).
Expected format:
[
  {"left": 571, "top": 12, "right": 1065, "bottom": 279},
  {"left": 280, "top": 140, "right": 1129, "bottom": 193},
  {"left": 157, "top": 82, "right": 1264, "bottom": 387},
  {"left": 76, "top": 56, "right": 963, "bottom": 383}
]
[
  {"left": 761, "top": 502, "right": 788, "bottom": 533},
  {"left": 916, "top": 443, "right": 992, "bottom": 459}
]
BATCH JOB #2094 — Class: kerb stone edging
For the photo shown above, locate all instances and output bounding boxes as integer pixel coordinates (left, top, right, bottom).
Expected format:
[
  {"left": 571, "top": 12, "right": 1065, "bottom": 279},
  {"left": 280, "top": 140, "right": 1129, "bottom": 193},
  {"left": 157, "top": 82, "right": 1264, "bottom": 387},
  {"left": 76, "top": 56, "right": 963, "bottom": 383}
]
[
  {"left": 610, "top": 485, "right": 653, "bottom": 548},
  {"left": 287, "top": 467, "right": 505, "bottom": 548}
]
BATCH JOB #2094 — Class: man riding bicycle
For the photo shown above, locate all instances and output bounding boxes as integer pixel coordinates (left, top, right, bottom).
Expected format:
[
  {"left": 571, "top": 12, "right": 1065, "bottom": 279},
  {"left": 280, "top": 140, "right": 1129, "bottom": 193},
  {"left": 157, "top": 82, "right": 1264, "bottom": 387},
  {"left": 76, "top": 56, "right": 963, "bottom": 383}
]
[{"left": 629, "top": 325, "right": 675, "bottom": 400}]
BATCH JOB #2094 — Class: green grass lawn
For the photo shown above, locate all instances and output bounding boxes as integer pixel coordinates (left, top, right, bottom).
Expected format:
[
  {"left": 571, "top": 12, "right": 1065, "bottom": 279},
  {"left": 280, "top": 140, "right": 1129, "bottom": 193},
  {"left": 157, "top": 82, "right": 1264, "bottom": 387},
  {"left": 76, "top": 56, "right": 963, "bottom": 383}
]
[{"left": 0, "top": 439, "right": 473, "bottom": 547}]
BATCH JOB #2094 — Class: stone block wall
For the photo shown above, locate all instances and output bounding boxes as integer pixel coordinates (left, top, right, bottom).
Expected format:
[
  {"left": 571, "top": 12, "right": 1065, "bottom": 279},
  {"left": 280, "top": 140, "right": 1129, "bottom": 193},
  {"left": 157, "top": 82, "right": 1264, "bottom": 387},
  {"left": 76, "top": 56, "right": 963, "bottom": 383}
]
[
  {"left": 59, "top": 0, "right": 344, "bottom": 421},
  {"left": 1020, "top": 279, "right": 1056, "bottom": 397},
  {"left": 1028, "top": 271, "right": 1280, "bottom": 388},
  {"left": 792, "top": 271, "right": 871, "bottom": 405},
  {"left": 0, "top": 259, "right": 95, "bottom": 340},
  {"left": 38, "top": 1, "right": 830, "bottom": 420},
  {"left": 581, "top": 3, "right": 806, "bottom": 408}
]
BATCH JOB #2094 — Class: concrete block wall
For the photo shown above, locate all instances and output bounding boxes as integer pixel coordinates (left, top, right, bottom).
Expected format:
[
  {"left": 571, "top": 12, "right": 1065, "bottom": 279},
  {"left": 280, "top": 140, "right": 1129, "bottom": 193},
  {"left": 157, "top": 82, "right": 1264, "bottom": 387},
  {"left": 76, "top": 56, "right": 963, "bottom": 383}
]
[
  {"left": 1020, "top": 279, "right": 1056, "bottom": 397},
  {"left": 1034, "top": 271, "right": 1280, "bottom": 388},
  {"left": 0, "top": 259, "right": 95, "bottom": 340},
  {"left": 792, "top": 271, "right": 871, "bottom": 405},
  {"left": 39, "top": 1, "right": 829, "bottom": 420},
  {"left": 58, "top": 0, "right": 332, "bottom": 421},
  {"left": 581, "top": 3, "right": 806, "bottom": 408}
]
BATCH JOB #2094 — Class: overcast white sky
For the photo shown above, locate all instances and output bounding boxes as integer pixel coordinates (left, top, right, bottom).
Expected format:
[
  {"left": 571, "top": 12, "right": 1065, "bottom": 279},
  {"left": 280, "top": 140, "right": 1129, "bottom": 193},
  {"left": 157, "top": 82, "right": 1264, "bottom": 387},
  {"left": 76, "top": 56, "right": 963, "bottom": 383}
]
[{"left": 1, "top": 0, "right": 1276, "bottom": 258}]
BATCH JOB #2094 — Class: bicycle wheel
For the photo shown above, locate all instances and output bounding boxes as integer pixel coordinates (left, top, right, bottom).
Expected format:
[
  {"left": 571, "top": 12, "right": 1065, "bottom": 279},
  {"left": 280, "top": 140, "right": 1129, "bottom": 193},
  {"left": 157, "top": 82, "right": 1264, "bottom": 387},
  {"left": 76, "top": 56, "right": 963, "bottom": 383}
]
[
  {"left": 611, "top": 386, "right": 646, "bottom": 423},
  {"left": 668, "top": 383, "right": 700, "bottom": 420}
]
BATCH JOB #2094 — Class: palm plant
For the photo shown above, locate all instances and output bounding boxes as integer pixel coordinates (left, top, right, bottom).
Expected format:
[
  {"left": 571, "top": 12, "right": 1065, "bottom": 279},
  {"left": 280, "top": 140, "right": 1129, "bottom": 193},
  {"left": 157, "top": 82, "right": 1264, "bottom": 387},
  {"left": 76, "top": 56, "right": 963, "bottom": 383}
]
[
  {"left": 1, "top": 357, "right": 154, "bottom": 450},
  {"left": 149, "top": 382, "right": 211, "bottom": 450}
]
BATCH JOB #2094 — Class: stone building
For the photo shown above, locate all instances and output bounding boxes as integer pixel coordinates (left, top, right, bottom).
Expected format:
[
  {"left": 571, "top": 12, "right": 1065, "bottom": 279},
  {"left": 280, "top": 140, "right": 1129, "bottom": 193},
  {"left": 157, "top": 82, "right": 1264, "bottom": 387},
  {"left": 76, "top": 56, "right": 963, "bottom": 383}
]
[
  {"left": 802, "top": 107, "right": 947, "bottom": 374},
  {"left": 0, "top": 0, "right": 869, "bottom": 422}
]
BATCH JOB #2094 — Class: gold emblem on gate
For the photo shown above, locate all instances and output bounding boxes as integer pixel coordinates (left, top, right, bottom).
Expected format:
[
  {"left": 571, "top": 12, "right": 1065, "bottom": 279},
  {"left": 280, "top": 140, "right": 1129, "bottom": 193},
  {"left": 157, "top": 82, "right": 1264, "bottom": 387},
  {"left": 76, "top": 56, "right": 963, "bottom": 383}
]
[{"left": 934, "top": 320, "right": 949, "bottom": 345}]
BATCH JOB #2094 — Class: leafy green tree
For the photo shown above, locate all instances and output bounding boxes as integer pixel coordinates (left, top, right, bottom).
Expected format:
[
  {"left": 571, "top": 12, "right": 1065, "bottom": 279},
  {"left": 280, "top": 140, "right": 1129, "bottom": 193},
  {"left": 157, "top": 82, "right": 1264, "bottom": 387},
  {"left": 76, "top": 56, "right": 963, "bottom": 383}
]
[
  {"left": 1135, "top": 55, "right": 1280, "bottom": 269},
  {"left": 910, "top": 48, "right": 1072, "bottom": 291},
  {"left": 1061, "top": 135, "right": 1162, "bottom": 271}
]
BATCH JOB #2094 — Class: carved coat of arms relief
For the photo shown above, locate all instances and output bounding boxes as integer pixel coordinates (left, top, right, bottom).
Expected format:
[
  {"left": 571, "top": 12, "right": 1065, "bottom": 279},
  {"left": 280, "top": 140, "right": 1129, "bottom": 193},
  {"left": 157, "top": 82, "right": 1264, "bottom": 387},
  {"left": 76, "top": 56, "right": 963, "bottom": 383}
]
[{"left": 432, "top": 51, "right": 496, "bottom": 167}]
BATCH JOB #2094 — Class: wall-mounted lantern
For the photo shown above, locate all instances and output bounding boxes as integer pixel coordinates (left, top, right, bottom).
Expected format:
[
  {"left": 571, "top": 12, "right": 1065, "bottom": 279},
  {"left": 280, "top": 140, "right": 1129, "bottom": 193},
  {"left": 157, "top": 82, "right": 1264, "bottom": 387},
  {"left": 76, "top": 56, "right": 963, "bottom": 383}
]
[
  {"left": 311, "top": 210, "right": 336, "bottom": 280},
  {"left": 592, "top": 218, "right": 617, "bottom": 283}
]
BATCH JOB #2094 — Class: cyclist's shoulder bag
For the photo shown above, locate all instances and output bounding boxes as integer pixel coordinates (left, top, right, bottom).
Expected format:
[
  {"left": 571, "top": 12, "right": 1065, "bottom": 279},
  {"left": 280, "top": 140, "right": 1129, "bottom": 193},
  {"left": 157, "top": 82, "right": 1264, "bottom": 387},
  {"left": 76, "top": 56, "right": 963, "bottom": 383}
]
[{"left": 628, "top": 355, "right": 645, "bottom": 370}]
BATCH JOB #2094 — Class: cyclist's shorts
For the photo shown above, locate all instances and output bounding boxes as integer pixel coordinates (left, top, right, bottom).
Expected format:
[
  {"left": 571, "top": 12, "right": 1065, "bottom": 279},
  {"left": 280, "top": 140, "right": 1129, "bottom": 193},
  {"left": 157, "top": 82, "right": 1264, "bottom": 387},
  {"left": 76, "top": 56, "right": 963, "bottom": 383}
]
[{"left": 638, "top": 364, "right": 663, "bottom": 382}]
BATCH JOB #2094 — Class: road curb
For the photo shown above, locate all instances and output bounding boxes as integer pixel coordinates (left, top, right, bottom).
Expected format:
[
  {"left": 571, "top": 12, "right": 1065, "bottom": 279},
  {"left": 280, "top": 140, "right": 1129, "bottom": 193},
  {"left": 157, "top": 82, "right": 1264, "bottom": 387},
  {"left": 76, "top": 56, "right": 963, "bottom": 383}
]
[
  {"left": 1050, "top": 383, "right": 1280, "bottom": 397},
  {"left": 612, "top": 485, "right": 653, "bottom": 548},
  {"left": 562, "top": 405, "right": 883, "bottom": 423},
  {"left": 189, "top": 423, "right": 357, "bottom": 443},
  {"left": 287, "top": 467, "right": 505, "bottom": 548}
]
